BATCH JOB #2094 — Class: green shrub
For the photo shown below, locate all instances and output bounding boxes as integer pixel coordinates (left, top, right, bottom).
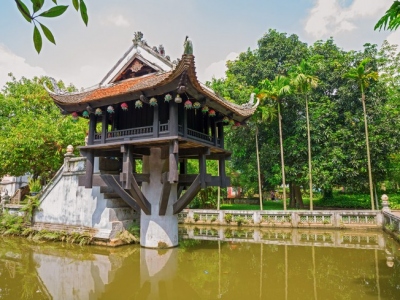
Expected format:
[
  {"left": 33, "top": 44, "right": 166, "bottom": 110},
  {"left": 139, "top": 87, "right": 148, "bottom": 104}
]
[
  {"left": 224, "top": 213, "right": 232, "bottom": 223},
  {"left": 193, "top": 214, "right": 200, "bottom": 222}
]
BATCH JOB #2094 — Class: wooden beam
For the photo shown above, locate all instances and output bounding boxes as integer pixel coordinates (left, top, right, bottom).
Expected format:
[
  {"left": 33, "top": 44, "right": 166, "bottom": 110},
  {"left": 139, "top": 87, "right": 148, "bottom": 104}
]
[
  {"left": 126, "top": 172, "right": 151, "bottom": 215},
  {"left": 159, "top": 172, "right": 171, "bottom": 216},
  {"left": 173, "top": 174, "right": 201, "bottom": 214},
  {"left": 100, "top": 174, "right": 140, "bottom": 211},
  {"left": 79, "top": 173, "right": 149, "bottom": 187}
]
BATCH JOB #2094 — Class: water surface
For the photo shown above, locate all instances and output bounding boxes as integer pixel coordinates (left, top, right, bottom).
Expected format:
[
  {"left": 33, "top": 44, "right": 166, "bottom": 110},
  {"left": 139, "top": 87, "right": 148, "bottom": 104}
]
[{"left": 0, "top": 227, "right": 399, "bottom": 299}]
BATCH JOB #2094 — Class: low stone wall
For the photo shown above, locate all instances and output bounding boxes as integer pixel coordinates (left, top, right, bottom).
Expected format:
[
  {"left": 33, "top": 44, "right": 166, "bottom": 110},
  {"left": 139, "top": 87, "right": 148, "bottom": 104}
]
[
  {"left": 179, "top": 209, "right": 383, "bottom": 229},
  {"left": 383, "top": 211, "right": 400, "bottom": 242}
]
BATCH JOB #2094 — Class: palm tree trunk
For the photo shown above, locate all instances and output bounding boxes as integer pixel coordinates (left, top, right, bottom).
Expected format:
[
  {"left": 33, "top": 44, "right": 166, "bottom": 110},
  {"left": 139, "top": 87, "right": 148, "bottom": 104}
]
[
  {"left": 256, "top": 126, "right": 263, "bottom": 210},
  {"left": 362, "top": 93, "right": 375, "bottom": 210},
  {"left": 278, "top": 101, "right": 287, "bottom": 210},
  {"left": 306, "top": 95, "right": 313, "bottom": 210}
]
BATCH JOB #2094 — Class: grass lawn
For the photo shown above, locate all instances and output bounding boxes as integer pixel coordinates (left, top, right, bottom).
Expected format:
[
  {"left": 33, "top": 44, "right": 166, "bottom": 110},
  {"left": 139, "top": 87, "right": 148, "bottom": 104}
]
[{"left": 217, "top": 191, "right": 400, "bottom": 210}]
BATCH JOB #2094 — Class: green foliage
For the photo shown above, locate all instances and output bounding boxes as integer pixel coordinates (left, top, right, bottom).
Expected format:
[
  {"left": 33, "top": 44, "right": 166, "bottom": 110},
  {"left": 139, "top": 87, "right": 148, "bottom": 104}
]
[
  {"left": 28, "top": 177, "right": 42, "bottom": 193},
  {"left": 375, "top": 1, "right": 400, "bottom": 31},
  {"left": 14, "top": 0, "right": 88, "bottom": 53},
  {"left": 224, "top": 213, "right": 232, "bottom": 223},
  {"left": 234, "top": 216, "right": 247, "bottom": 226},
  {"left": 213, "top": 30, "right": 400, "bottom": 201},
  {"left": 193, "top": 214, "right": 200, "bottom": 222},
  {"left": 0, "top": 75, "right": 87, "bottom": 182},
  {"left": 0, "top": 211, "right": 25, "bottom": 235},
  {"left": 20, "top": 195, "right": 41, "bottom": 222}
]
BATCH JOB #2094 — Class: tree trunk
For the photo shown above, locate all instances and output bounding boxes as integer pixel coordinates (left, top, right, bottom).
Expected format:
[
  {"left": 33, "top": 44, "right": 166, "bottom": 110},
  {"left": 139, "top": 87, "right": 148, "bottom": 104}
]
[
  {"left": 305, "top": 95, "right": 313, "bottom": 210},
  {"left": 289, "top": 182, "right": 295, "bottom": 208},
  {"left": 278, "top": 100, "right": 287, "bottom": 210},
  {"left": 361, "top": 92, "right": 375, "bottom": 210},
  {"left": 294, "top": 185, "right": 304, "bottom": 208}
]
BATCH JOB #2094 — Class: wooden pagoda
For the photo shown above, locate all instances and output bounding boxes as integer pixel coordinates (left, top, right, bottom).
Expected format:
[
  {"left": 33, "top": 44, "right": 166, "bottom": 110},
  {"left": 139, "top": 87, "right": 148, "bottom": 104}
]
[{"left": 46, "top": 34, "right": 258, "bottom": 218}]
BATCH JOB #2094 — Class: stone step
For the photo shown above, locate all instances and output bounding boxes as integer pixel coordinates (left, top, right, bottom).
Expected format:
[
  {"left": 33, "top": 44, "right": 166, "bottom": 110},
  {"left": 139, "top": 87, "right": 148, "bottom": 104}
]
[
  {"left": 94, "top": 229, "right": 112, "bottom": 240},
  {"left": 104, "top": 197, "right": 134, "bottom": 209},
  {"left": 108, "top": 207, "right": 139, "bottom": 222}
]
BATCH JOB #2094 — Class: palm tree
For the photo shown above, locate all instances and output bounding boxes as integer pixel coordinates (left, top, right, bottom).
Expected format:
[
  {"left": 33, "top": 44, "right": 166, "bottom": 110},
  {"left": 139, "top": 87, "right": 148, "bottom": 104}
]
[
  {"left": 344, "top": 58, "right": 378, "bottom": 210},
  {"left": 258, "top": 75, "right": 291, "bottom": 210},
  {"left": 291, "top": 60, "right": 318, "bottom": 210}
]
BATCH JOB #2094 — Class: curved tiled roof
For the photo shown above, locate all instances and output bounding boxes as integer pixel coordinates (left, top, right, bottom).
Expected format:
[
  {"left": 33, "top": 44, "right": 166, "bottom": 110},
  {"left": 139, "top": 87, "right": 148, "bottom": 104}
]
[{"left": 48, "top": 54, "right": 258, "bottom": 118}]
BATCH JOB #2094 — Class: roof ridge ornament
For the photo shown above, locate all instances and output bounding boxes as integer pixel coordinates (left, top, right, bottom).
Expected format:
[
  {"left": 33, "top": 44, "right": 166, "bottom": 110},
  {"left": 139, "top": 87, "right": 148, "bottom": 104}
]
[
  {"left": 43, "top": 77, "right": 67, "bottom": 95},
  {"left": 184, "top": 36, "right": 193, "bottom": 55},
  {"left": 132, "top": 31, "right": 144, "bottom": 48},
  {"left": 242, "top": 93, "right": 260, "bottom": 109}
]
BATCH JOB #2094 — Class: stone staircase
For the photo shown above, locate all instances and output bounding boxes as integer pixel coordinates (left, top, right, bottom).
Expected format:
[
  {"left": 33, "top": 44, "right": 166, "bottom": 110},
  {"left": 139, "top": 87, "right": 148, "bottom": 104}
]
[{"left": 94, "top": 186, "right": 140, "bottom": 240}]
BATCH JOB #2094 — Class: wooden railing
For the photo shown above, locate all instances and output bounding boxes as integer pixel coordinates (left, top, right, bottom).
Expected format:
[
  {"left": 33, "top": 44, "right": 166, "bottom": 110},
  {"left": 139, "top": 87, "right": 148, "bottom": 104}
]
[{"left": 93, "top": 122, "right": 220, "bottom": 146}]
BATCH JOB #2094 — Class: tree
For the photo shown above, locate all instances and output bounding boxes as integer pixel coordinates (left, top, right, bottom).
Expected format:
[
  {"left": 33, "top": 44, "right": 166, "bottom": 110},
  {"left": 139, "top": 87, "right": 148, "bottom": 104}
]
[
  {"left": 15, "top": 0, "right": 88, "bottom": 53},
  {"left": 0, "top": 75, "right": 87, "bottom": 181},
  {"left": 344, "top": 58, "right": 379, "bottom": 209},
  {"left": 375, "top": 1, "right": 400, "bottom": 31},
  {"left": 290, "top": 60, "right": 318, "bottom": 210},
  {"left": 258, "top": 76, "right": 292, "bottom": 210}
]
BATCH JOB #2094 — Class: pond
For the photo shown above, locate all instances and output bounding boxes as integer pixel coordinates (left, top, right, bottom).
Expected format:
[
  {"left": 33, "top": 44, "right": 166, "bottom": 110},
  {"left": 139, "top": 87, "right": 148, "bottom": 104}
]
[{"left": 0, "top": 227, "right": 399, "bottom": 299}]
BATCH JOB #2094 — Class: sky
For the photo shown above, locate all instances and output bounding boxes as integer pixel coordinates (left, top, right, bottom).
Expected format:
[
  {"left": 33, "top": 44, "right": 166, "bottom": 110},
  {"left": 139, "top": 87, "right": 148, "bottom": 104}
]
[{"left": 0, "top": 0, "right": 399, "bottom": 91}]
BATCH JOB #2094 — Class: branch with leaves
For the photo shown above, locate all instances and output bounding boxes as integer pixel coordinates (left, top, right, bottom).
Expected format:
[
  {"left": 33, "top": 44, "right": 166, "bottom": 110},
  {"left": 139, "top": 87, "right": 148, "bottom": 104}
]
[
  {"left": 15, "top": 0, "right": 88, "bottom": 53},
  {"left": 375, "top": 1, "right": 400, "bottom": 31}
]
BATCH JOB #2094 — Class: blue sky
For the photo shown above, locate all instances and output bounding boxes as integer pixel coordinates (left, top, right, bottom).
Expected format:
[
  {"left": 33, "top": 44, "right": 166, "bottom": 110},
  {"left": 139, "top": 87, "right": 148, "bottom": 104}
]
[{"left": 0, "top": 0, "right": 398, "bottom": 90}]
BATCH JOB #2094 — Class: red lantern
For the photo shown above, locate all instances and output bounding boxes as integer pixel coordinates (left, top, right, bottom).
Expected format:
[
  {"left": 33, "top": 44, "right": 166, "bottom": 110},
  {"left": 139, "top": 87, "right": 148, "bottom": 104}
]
[{"left": 121, "top": 102, "right": 128, "bottom": 111}]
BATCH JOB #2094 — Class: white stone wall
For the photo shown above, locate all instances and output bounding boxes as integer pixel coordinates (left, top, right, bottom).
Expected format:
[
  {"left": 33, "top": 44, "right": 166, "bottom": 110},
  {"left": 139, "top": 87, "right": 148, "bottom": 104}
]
[
  {"left": 0, "top": 175, "right": 29, "bottom": 195},
  {"left": 33, "top": 156, "right": 137, "bottom": 239}
]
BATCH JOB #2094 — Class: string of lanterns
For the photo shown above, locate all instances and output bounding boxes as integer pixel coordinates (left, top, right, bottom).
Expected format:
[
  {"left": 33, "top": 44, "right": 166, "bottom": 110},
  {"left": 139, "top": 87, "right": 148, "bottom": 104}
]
[{"left": 69, "top": 93, "right": 240, "bottom": 128}]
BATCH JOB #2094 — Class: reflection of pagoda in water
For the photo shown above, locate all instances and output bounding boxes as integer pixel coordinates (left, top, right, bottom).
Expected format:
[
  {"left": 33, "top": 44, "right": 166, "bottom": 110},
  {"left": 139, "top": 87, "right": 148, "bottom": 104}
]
[{"left": 0, "top": 228, "right": 399, "bottom": 299}]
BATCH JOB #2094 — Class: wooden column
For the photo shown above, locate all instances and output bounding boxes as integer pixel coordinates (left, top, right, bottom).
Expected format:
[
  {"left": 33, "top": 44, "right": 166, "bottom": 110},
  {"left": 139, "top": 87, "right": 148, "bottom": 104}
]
[
  {"left": 218, "top": 123, "right": 224, "bottom": 148},
  {"left": 183, "top": 107, "right": 188, "bottom": 137},
  {"left": 101, "top": 112, "right": 107, "bottom": 144},
  {"left": 168, "top": 140, "right": 179, "bottom": 183},
  {"left": 84, "top": 150, "right": 94, "bottom": 188},
  {"left": 218, "top": 156, "right": 228, "bottom": 188},
  {"left": 153, "top": 104, "right": 159, "bottom": 138},
  {"left": 88, "top": 114, "right": 96, "bottom": 145},
  {"left": 121, "top": 145, "right": 133, "bottom": 189},
  {"left": 169, "top": 101, "right": 178, "bottom": 136},
  {"left": 199, "top": 153, "right": 207, "bottom": 189}
]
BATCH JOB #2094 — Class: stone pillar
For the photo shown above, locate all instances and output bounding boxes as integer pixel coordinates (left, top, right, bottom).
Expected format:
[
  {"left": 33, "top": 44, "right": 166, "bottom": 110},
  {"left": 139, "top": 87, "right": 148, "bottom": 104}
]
[
  {"left": 381, "top": 194, "right": 390, "bottom": 212},
  {"left": 140, "top": 148, "right": 178, "bottom": 248}
]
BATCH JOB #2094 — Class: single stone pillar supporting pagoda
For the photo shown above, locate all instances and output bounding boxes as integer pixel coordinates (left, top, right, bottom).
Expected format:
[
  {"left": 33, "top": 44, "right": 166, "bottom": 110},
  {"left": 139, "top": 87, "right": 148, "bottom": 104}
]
[{"left": 140, "top": 148, "right": 178, "bottom": 248}]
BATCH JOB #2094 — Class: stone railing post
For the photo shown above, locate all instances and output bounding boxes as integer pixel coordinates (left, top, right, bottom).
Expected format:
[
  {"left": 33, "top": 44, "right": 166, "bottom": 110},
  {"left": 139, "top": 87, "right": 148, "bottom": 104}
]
[
  {"left": 63, "top": 145, "right": 75, "bottom": 172},
  {"left": 381, "top": 194, "right": 390, "bottom": 212}
]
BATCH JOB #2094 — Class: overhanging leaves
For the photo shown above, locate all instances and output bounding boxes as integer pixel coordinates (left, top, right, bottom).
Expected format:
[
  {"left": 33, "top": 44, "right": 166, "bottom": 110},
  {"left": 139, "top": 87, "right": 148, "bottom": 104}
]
[
  {"left": 39, "top": 5, "right": 68, "bottom": 18},
  {"left": 39, "top": 22, "right": 56, "bottom": 44},
  {"left": 16, "top": 0, "right": 32, "bottom": 23},
  {"left": 33, "top": 25, "right": 42, "bottom": 53}
]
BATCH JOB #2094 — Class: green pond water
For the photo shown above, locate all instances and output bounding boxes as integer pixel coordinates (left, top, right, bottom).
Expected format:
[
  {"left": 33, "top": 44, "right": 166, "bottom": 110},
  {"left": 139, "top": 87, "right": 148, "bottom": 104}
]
[{"left": 0, "top": 226, "right": 399, "bottom": 299}]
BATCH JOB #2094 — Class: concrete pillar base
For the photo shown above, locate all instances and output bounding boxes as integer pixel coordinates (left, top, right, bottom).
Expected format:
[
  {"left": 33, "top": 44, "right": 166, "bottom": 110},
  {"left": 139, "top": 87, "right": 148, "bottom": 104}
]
[{"left": 140, "top": 148, "right": 178, "bottom": 248}]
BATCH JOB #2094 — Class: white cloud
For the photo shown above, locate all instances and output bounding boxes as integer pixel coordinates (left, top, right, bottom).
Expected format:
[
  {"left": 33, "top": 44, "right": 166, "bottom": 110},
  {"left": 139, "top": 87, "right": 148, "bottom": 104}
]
[
  {"left": 102, "top": 14, "right": 130, "bottom": 27},
  {"left": 200, "top": 52, "right": 239, "bottom": 82},
  {"left": 0, "top": 45, "right": 47, "bottom": 91},
  {"left": 386, "top": 31, "right": 400, "bottom": 47},
  {"left": 304, "top": 0, "right": 391, "bottom": 39}
]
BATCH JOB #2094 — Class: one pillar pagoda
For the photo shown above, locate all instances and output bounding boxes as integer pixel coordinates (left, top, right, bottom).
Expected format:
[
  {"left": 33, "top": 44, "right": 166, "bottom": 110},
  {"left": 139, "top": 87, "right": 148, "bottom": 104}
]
[{"left": 47, "top": 33, "right": 258, "bottom": 248}]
